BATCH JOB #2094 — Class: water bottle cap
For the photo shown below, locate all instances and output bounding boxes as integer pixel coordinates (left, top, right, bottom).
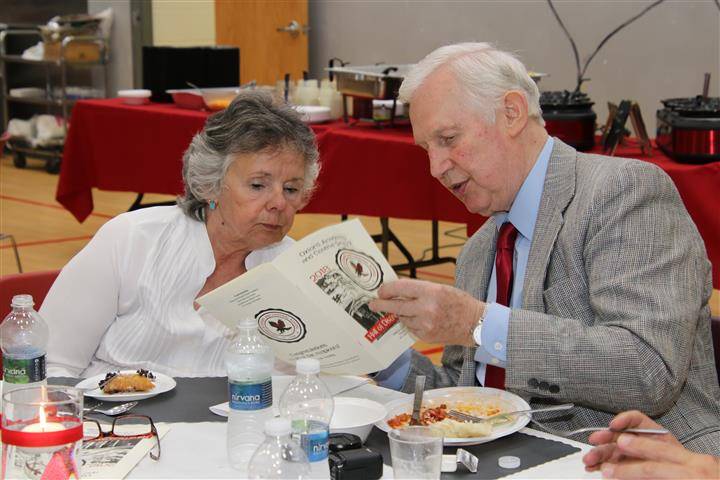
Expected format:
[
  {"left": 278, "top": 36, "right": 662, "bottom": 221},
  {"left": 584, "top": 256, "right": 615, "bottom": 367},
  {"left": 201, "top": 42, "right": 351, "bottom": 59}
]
[
  {"left": 265, "top": 417, "right": 292, "bottom": 436},
  {"left": 236, "top": 317, "right": 257, "bottom": 328},
  {"left": 11, "top": 295, "right": 34, "bottom": 308},
  {"left": 296, "top": 358, "right": 320, "bottom": 374}
]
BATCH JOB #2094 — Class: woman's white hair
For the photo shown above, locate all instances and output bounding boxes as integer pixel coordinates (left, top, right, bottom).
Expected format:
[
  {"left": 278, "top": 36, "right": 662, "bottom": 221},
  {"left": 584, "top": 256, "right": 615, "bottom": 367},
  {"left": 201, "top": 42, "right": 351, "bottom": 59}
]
[{"left": 399, "top": 42, "right": 544, "bottom": 126}]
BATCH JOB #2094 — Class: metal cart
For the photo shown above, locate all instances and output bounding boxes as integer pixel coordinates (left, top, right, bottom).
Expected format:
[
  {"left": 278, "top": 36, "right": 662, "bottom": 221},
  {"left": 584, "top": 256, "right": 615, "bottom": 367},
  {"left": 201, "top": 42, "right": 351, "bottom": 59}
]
[{"left": 0, "top": 27, "right": 109, "bottom": 173}]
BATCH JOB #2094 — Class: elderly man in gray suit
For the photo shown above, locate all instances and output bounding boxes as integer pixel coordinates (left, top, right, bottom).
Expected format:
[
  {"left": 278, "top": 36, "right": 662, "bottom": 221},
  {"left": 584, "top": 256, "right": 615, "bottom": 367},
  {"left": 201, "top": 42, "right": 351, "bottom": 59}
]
[{"left": 370, "top": 42, "right": 719, "bottom": 454}]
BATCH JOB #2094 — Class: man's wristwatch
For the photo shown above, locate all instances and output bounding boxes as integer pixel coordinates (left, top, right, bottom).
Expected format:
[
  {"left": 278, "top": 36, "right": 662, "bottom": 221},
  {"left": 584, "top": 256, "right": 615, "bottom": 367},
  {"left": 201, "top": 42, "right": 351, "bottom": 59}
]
[{"left": 472, "top": 307, "right": 488, "bottom": 346}]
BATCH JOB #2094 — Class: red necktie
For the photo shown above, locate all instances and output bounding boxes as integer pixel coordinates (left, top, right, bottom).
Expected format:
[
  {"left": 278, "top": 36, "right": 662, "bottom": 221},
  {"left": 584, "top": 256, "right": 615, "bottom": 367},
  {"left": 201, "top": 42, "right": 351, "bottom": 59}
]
[{"left": 484, "top": 222, "right": 518, "bottom": 390}]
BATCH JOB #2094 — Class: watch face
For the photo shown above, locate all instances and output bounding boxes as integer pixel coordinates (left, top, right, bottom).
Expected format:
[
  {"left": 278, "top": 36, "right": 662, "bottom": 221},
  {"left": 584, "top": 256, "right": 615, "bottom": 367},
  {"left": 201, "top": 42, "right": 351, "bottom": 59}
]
[{"left": 473, "top": 321, "right": 483, "bottom": 346}]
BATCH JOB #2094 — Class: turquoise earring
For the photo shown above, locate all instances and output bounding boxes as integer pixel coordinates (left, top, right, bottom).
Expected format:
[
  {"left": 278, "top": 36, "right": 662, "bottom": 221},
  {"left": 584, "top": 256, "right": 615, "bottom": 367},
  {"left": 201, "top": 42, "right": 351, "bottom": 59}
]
[{"left": 209, "top": 200, "right": 217, "bottom": 210}]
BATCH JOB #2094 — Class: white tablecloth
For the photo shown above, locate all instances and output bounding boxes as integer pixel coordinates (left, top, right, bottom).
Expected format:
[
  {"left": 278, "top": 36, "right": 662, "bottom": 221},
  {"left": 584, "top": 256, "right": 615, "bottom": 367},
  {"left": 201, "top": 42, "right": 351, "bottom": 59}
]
[{"left": 128, "top": 383, "right": 601, "bottom": 479}]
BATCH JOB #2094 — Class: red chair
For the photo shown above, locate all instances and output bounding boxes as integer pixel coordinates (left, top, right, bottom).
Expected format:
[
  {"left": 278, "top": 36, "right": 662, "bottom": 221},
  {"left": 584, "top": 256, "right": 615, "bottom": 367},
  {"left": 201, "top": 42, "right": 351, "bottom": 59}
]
[{"left": 0, "top": 270, "right": 60, "bottom": 320}]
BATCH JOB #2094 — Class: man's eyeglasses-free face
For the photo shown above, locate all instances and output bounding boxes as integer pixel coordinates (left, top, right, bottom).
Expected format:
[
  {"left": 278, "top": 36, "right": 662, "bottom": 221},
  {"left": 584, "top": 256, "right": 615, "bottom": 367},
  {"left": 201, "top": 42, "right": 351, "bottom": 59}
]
[{"left": 83, "top": 414, "right": 160, "bottom": 461}]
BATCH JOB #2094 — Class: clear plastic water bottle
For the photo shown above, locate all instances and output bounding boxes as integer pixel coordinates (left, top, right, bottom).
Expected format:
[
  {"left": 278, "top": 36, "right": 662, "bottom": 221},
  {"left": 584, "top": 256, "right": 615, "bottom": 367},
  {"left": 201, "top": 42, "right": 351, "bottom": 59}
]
[
  {"left": 226, "top": 317, "right": 274, "bottom": 472},
  {"left": 1, "top": 295, "right": 49, "bottom": 393},
  {"left": 248, "top": 417, "right": 311, "bottom": 479},
  {"left": 279, "top": 358, "right": 334, "bottom": 479}
]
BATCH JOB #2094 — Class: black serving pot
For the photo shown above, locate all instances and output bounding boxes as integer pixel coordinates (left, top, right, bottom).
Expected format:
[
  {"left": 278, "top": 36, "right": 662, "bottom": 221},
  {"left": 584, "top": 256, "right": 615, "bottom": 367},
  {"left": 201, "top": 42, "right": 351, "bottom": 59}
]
[
  {"left": 541, "top": 91, "right": 597, "bottom": 151},
  {"left": 656, "top": 96, "right": 720, "bottom": 164}
]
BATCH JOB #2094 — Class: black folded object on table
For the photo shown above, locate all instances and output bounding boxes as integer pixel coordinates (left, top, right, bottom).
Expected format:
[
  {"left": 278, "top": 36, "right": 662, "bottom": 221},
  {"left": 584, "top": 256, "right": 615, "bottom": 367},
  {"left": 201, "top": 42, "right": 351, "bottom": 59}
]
[{"left": 330, "top": 447, "right": 384, "bottom": 480}]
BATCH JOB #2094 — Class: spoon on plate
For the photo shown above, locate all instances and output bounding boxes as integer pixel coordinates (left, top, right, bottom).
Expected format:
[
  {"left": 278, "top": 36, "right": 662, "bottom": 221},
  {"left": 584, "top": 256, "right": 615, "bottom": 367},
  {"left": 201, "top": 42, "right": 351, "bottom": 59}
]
[
  {"left": 409, "top": 375, "right": 426, "bottom": 426},
  {"left": 84, "top": 401, "right": 137, "bottom": 416}
]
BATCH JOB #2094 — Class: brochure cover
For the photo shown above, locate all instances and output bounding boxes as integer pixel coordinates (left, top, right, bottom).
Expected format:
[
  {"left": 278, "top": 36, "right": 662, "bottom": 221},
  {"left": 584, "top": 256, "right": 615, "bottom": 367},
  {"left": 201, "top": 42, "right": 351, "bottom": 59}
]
[{"left": 198, "top": 219, "right": 414, "bottom": 375}]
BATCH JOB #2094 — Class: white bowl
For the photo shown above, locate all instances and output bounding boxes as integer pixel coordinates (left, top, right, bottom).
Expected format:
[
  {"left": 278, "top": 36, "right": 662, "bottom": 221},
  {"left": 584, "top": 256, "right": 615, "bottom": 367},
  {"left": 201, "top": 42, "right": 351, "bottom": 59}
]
[
  {"left": 294, "top": 105, "right": 331, "bottom": 124},
  {"left": 329, "top": 397, "right": 386, "bottom": 442},
  {"left": 118, "top": 89, "right": 151, "bottom": 105}
]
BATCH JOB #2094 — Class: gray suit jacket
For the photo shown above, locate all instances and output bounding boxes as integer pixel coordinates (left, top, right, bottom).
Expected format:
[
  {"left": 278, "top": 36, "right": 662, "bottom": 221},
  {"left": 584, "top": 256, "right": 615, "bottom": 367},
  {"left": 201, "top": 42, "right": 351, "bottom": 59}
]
[{"left": 404, "top": 139, "right": 720, "bottom": 454}]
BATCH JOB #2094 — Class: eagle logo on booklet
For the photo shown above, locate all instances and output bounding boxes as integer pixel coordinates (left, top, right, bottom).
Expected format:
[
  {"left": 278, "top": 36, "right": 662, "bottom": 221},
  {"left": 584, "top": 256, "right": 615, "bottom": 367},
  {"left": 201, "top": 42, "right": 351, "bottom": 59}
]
[
  {"left": 335, "top": 249, "right": 383, "bottom": 291},
  {"left": 256, "top": 308, "right": 307, "bottom": 343}
]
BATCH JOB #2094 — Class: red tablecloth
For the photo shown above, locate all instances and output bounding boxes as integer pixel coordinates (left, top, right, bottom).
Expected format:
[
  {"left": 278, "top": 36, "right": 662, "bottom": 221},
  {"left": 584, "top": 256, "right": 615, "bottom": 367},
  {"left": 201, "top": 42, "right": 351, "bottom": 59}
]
[
  {"left": 303, "top": 122, "right": 470, "bottom": 223},
  {"left": 57, "top": 99, "right": 339, "bottom": 221},
  {"left": 57, "top": 99, "right": 719, "bottom": 286}
]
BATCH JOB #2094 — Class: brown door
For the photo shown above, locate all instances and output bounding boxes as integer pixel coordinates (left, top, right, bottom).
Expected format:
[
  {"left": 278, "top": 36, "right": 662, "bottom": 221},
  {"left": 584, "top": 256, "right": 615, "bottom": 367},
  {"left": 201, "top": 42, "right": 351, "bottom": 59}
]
[{"left": 215, "top": 0, "right": 309, "bottom": 86}]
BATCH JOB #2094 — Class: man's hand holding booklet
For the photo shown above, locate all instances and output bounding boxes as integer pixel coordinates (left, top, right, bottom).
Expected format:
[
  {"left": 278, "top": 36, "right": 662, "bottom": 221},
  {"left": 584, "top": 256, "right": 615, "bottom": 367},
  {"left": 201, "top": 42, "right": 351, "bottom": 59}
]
[{"left": 197, "top": 219, "right": 414, "bottom": 375}]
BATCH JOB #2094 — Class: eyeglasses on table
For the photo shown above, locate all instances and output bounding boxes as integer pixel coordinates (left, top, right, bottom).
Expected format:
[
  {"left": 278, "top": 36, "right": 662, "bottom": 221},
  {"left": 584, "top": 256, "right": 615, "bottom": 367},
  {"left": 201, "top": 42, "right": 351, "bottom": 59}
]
[{"left": 83, "top": 414, "right": 161, "bottom": 461}]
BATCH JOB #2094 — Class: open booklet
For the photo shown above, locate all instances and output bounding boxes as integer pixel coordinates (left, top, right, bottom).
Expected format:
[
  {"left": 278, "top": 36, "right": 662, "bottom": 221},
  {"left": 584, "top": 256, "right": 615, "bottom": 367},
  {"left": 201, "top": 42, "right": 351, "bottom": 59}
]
[
  {"left": 82, "top": 423, "right": 170, "bottom": 479},
  {"left": 197, "top": 219, "right": 415, "bottom": 375}
]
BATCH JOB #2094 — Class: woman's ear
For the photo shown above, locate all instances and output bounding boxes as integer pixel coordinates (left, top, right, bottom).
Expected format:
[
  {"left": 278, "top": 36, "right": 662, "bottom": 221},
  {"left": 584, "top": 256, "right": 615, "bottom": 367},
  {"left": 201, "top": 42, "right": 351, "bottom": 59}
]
[{"left": 502, "top": 90, "right": 529, "bottom": 137}]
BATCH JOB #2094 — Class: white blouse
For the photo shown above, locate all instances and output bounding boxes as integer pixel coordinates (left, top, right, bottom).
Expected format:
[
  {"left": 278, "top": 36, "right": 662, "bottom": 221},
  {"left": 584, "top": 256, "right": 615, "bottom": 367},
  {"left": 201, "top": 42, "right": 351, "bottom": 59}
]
[{"left": 40, "top": 206, "right": 292, "bottom": 378}]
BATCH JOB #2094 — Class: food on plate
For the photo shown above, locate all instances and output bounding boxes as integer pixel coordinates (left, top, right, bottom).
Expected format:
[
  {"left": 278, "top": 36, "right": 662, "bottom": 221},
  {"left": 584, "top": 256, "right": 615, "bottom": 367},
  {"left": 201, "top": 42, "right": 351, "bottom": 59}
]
[
  {"left": 99, "top": 369, "right": 156, "bottom": 394},
  {"left": 387, "top": 401, "right": 511, "bottom": 438},
  {"left": 428, "top": 417, "right": 493, "bottom": 437}
]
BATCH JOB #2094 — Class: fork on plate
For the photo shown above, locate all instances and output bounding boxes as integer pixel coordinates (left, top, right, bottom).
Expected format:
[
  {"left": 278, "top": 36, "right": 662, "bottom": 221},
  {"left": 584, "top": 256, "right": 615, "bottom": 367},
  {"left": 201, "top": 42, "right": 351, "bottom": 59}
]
[
  {"left": 447, "top": 403, "right": 669, "bottom": 438},
  {"left": 448, "top": 403, "right": 574, "bottom": 423}
]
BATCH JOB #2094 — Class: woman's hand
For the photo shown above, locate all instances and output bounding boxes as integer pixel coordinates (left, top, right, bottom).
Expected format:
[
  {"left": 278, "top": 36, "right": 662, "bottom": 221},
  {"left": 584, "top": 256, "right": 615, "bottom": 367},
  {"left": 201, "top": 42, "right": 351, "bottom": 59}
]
[
  {"left": 369, "top": 279, "right": 484, "bottom": 346},
  {"left": 583, "top": 410, "right": 720, "bottom": 479}
]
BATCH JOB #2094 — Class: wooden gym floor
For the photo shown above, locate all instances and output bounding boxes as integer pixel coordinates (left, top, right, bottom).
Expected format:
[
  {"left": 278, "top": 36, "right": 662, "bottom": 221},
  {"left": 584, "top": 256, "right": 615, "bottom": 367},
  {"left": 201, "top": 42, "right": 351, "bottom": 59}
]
[{"left": 1, "top": 155, "right": 718, "bottom": 366}]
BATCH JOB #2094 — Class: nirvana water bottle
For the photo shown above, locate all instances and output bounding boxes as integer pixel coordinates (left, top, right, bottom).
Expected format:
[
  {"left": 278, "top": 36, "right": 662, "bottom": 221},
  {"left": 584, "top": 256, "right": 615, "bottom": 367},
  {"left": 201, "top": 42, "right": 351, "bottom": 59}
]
[
  {"left": 279, "top": 358, "right": 334, "bottom": 479},
  {"left": 1, "top": 295, "right": 49, "bottom": 393},
  {"left": 248, "top": 417, "right": 311, "bottom": 479},
  {"left": 226, "top": 317, "right": 274, "bottom": 471}
]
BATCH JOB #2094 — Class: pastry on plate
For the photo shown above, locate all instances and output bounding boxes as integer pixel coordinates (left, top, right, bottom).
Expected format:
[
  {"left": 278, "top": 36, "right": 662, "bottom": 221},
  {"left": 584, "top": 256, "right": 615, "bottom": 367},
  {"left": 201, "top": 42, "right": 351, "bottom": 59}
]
[{"left": 99, "top": 369, "right": 156, "bottom": 394}]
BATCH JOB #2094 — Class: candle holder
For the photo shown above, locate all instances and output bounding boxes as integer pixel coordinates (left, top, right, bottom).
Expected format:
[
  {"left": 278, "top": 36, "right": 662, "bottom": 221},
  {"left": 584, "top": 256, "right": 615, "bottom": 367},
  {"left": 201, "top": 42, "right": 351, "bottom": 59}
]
[{"left": 2, "top": 386, "right": 83, "bottom": 479}]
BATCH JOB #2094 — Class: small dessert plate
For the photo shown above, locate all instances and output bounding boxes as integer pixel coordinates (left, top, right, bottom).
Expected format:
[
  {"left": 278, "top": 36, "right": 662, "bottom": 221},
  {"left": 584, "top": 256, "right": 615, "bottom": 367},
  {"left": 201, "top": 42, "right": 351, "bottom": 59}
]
[{"left": 75, "top": 370, "right": 176, "bottom": 402}]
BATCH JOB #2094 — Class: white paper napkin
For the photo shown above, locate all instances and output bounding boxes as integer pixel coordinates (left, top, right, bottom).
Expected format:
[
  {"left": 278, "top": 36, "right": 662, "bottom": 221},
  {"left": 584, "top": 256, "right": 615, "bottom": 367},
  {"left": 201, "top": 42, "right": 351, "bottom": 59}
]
[{"left": 209, "top": 375, "right": 370, "bottom": 417}]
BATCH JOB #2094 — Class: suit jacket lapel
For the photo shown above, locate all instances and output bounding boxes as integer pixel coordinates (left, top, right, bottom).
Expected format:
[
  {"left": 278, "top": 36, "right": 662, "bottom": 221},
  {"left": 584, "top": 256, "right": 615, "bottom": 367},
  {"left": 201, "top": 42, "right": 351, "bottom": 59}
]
[{"left": 522, "top": 139, "right": 577, "bottom": 312}]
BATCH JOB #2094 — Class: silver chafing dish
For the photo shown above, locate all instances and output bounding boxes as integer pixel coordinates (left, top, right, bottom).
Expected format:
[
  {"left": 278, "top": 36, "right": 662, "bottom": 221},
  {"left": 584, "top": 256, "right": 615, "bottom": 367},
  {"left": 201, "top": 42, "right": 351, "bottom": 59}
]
[
  {"left": 326, "top": 64, "right": 412, "bottom": 100},
  {"left": 325, "top": 64, "right": 412, "bottom": 125}
]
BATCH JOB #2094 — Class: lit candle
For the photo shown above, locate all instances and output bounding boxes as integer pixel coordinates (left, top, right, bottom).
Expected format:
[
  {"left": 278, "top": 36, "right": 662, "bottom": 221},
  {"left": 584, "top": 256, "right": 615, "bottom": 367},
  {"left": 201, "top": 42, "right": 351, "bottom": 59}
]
[
  {"left": 15, "top": 406, "right": 68, "bottom": 456},
  {"left": 21, "top": 422, "right": 65, "bottom": 433},
  {"left": 21, "top": 404, "right": 65, "bottom": 433}
]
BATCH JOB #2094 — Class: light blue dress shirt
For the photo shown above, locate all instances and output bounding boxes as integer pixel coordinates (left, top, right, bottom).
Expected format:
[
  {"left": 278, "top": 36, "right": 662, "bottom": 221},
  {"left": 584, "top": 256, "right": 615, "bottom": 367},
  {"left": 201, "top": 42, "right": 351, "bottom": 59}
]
[
  {"left": 376, "top": 137, "right": 554, "bottom": 390},
  {"left": 474, "top": 136, "right": 553, "bottom": 385}
]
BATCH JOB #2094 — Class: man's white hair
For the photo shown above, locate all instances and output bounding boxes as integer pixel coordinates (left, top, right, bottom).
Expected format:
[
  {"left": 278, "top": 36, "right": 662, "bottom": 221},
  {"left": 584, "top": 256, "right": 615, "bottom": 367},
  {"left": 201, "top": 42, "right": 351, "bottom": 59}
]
[{"left": 399, "top": 42, "right": 544, "bottom": 126}]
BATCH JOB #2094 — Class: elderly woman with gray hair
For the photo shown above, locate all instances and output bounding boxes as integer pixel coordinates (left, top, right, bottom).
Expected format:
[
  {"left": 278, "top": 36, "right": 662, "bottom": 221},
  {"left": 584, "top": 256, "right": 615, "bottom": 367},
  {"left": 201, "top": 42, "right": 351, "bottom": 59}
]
[{"left": 41, "top": 91, "right": 320, "bottom": 378}]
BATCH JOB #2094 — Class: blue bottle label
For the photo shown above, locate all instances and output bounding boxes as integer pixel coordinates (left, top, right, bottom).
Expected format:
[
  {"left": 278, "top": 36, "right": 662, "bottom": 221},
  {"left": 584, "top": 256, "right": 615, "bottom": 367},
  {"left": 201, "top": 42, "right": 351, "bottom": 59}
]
[
  {"left": 228, "top": 379, "right": 272, "bottom": 411},
  {"left": 292, "top": 420, "right": 329, "bottom": 462}
]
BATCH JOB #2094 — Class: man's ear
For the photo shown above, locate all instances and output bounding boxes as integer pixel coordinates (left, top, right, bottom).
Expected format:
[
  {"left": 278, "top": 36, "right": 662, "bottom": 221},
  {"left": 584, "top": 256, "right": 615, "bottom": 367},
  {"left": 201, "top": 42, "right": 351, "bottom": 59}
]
[{"left": 501, "top": 90, "right": 529, "bottom": 137}]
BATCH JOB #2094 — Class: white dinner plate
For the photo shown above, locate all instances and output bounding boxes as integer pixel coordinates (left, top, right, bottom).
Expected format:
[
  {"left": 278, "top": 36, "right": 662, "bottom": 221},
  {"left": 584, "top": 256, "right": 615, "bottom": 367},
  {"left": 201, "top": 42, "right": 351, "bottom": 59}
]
[
  {"left": 375, "top": 386, "right": 531, "bottom": 446},
  {"left": 75, "top": 371, "right": 176, "bottom": 402},
  {"left": 294, "top": 105, "right": 331, "bottom": 123}
]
